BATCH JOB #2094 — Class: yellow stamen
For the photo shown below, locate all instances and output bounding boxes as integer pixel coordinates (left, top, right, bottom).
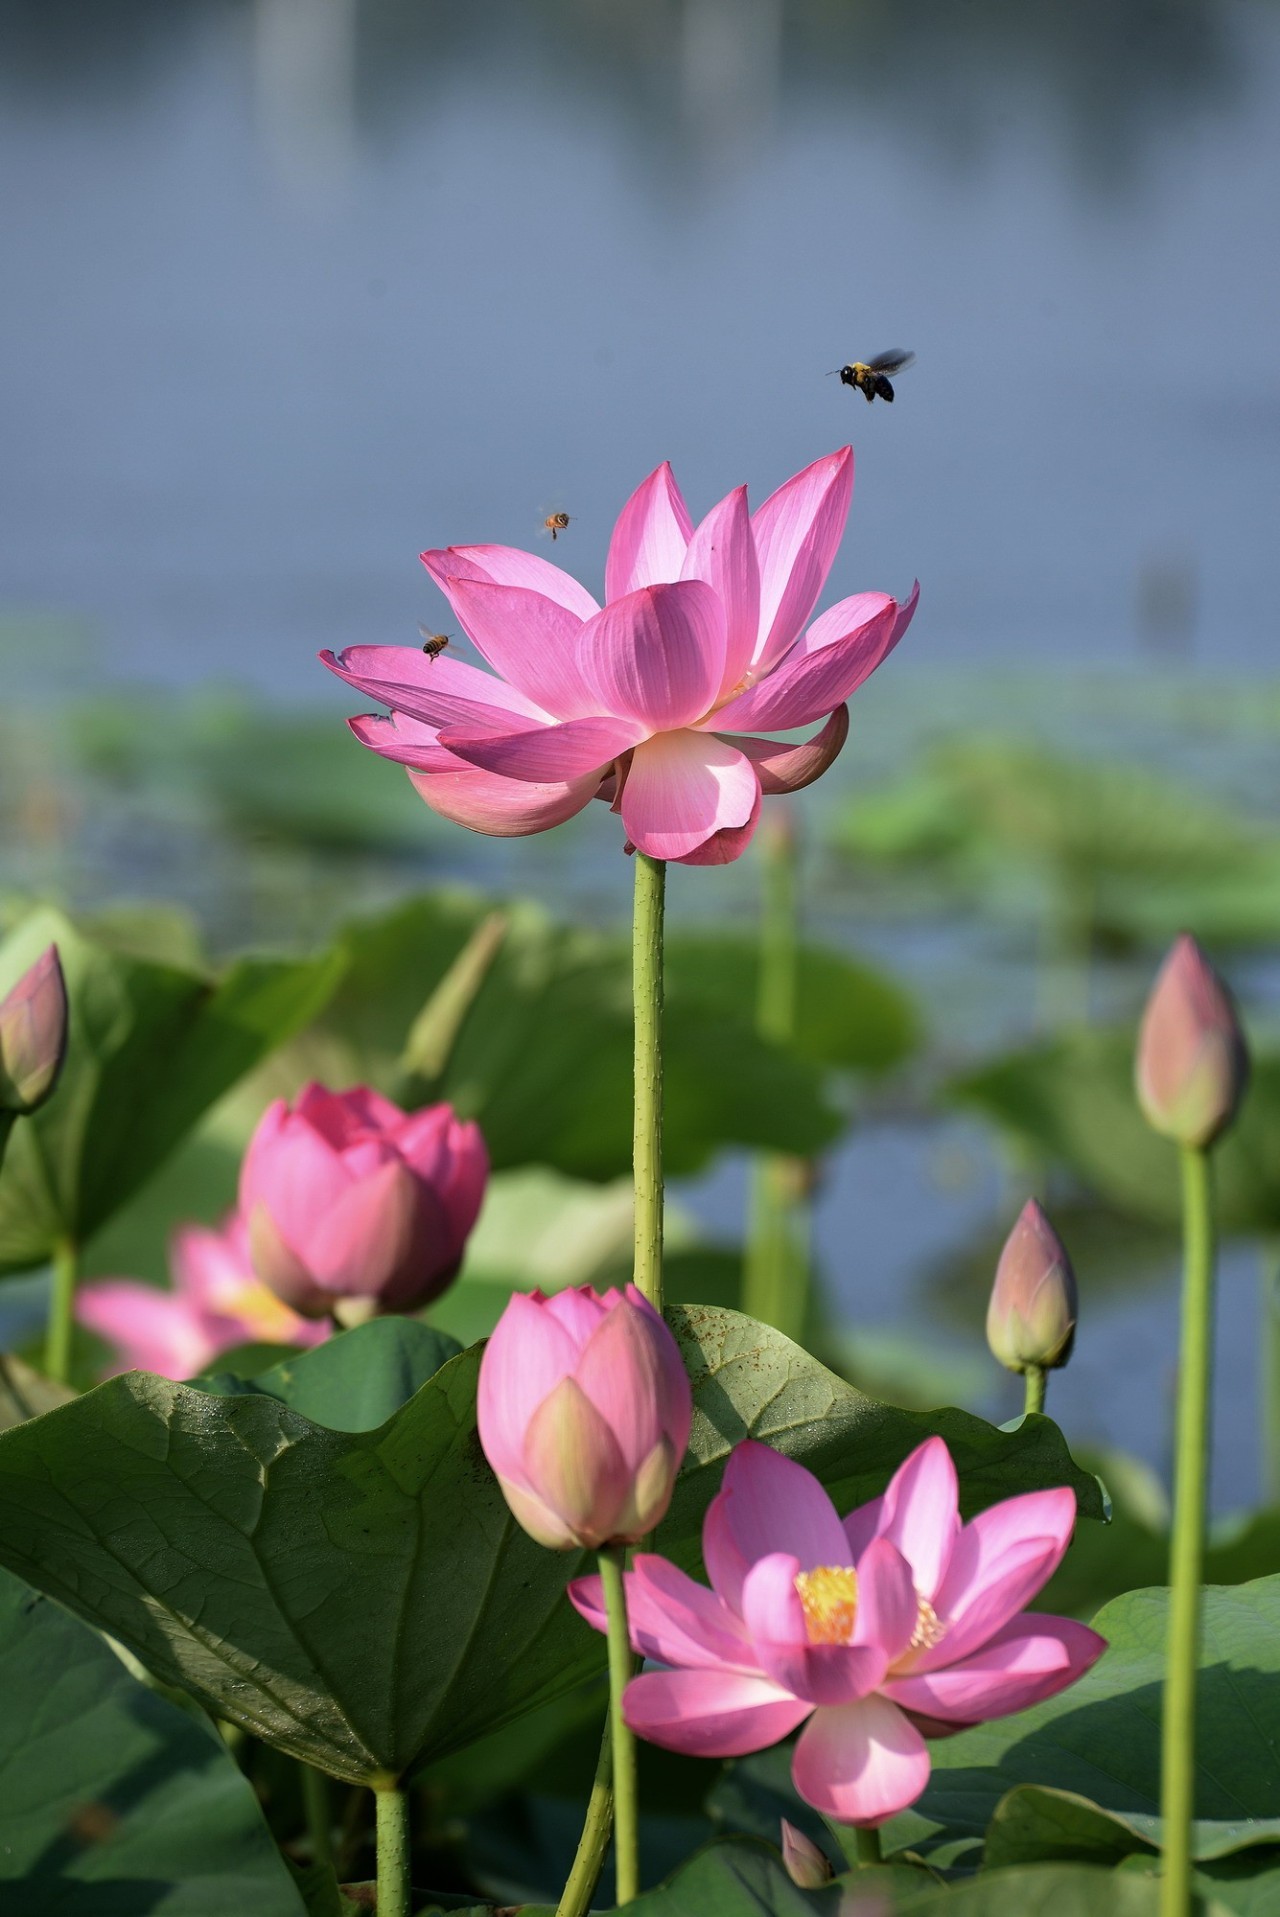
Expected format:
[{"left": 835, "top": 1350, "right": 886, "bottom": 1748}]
[
  {"left": 910, "top": 1595, "right": 945, "bottom": 1652},
  {"left": 793, "top": 1565, "right": 858, "bottom": 1645}
]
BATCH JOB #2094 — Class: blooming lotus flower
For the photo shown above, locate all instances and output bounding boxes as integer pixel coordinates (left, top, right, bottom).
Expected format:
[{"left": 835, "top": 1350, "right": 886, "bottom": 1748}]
[
  {"left": 569, "top": 1437, "right": 1105, "bottom": 1827},
  {"left": 240, "top": 1082, "right": 488, "bottom": 1318},
  {"left": 0, "top": 945, "right": 67, "bottom": 1114},
  {"left": 477, "top": 1284, "right": 693, "bottom": 1550},
  {"left": 323, "top": 450, "right": 916, "bottom": 866},
  {"left": 76, "top": 1213, "right": 328, "bottom": 1379},
  {"left": 1135, "top": 933, "right": 1248, "bottom": 1149},
  {"left": 986, "top": 1199, "right": 1078, "bottom": 1376}
]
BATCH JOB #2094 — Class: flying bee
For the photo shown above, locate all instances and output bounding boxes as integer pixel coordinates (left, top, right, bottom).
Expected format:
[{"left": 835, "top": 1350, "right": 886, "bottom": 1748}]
[
  {"left": 828, "top": 349, "right": 916, "bottom": 403},
  {"left": 542, "top": 510, "right": 572, "bottom": 541},
  {"left": 418, "top": 627, "right": 450, "bottom": 660}
]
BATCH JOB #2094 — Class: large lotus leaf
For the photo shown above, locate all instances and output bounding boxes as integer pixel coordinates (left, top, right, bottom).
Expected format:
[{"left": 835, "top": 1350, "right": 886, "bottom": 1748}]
[
  {"left": 195, "top": 1316, "right": 462, "bottom": 1432},
  {"left": 887, "top": 1576, "right": 1280, "bottom": 1865},
  {"left": 0, "top": 908, "right": 345, "bottom": 1273},
  {"left": 0, "top": 1567, "right": 305, "bottom": 1916},
  {"left": 948, "top": 1029, "right": 1280, "bottom": 1233},
  {"left": 0, "top": 1306, "right": 1101, "bottom": 1787},
  {"left": 320, "top": 893, "right": 843, "bottom": 1179}
]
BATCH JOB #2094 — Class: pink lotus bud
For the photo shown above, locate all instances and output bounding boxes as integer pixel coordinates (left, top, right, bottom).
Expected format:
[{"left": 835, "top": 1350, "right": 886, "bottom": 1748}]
[
  {"left": 780, "top": 1820, "right": 833, "bottom": 1888},
  {"left": 0, "top": 945, "right": 68, "bottom": 1114},
  {"left": 238, "top": 1082, "right": 488, "bottom": 1317},
  {"left": 986, "top": 1199, "right": 1077, "bottom": 1375},
  {"left": 477, "top": 1285, "right": 692, "bottom": 1551},
  {"left": 1135, "top": 934, "right": 1248, "bottom": 1149}
]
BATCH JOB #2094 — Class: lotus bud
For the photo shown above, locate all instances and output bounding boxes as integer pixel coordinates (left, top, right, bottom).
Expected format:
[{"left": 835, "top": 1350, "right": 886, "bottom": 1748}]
[
  {"left": 1135, "top": 934, "right": 1248, "bottom": 1149},
  {"left": 0, "top": 945, "right": 68, "bottom": 1114},
  {"left": 239, "top": 1082, "right": 488, "bottom": 1317},
  {"left": 477, "top": 1285, "right": 693, "bottom": 1551},
  {"left": 780, "top": 1820, "right": 834, "bottom": 1889},
  {"left": 986, "top": 1199, "right": 1077, "bottom": 1376}
]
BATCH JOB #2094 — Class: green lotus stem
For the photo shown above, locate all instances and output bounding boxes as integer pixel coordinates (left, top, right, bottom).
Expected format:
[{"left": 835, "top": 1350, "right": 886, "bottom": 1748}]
[
  {"left": 854, "top": 1826, "right": 882, "bottom": 1866},
  {"left": 1261, "top": 1241, "right": 1280, "bottom": 1508},
  {"left": 301, "top": 1763, "right": 333, "bottom": 1872},
  {"left": 743, "top": 813, "right": 808, "bottom": 1339},
  {"left": 374, "top": 1783, "right": 412, "bottom": 1917},
  {"left": 632, "top": 853, "right": 666, "bottom": 1313},
  {"left": 1161, "top": 1143, "right": 1215, "bottom": 1917},
  {"left": 1023, "top": 1363, "right": 1047, "bottom": 1416},
  {"left": 598, "top": 1546, "right": 639, "bottom": 1903},
  {"left": 44, "top": 1238, "right": 78, "bottom": 1385},
  {"left": 555, "top": 1719, "right": 614, "bottom": 1917}
]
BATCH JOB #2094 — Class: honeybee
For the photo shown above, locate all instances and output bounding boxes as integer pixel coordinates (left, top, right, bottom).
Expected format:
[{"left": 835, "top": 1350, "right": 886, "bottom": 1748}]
[
  {"left": 418, "top": 628, "right": 450, "bottom": 660},
  {"left": 829, "top": 349, "right": 916, "bottom": 403},
  {"left": 542, "top": 511, "right": 572, "bottom": 541}
]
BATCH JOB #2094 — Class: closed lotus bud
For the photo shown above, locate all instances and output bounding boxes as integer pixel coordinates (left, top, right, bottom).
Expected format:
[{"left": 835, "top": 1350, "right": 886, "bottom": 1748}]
[
  {"left": 239, "top": 1082, "right": 488, "bottom": 1317},
  {"left": 780, "top": 1820, "right": 834, "bottom": 1889},
  {"left": 986, "top": 1199, "right": 1077, "bottom": 1375},
  {"left": 0, "top": 946, "right": 68, "bottom": 1114},
  {"left": 477, "top": 1285, "right": 692, "bottom": 1551},
  {"left": 1135, "top": 934, "right": 1248, "bottom": 1149}
]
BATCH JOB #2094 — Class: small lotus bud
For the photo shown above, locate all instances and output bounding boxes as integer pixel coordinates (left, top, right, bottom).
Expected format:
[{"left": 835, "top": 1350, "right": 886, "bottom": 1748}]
[
  {"left": 780, "top": 1820, "right": 834, "bottom": 1888},
  {"left": 986, "top": 1200, "right": 1077, "bottom": 1375},
  {"left": 1135, "top": 934, "right": 1248, "bottom": 1149},
  {"left": 0, "top": 945, "right": 68, "bottom": 1114}
]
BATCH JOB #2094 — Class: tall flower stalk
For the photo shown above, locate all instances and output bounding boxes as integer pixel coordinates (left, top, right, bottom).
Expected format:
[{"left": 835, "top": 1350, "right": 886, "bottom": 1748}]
[
  {"left": 1134, "top": 934, "right": 1248, "bottom": 1917},
  {"left": 632, "top": 852, "right": 666, "bottom": 1313}
]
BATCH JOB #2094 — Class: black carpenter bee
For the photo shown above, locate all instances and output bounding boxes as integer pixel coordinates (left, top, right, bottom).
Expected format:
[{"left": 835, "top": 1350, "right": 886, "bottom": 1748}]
[
  {"left": 829, "top": 349, "right": 916, "bottom": 403},
  {"left": 418, "top": 628, "right": 450, "bottom": 660}
]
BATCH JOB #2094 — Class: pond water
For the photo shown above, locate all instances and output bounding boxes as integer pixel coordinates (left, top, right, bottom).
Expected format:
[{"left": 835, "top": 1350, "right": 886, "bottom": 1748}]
[{"left": 2, "top": 0, "right": 1279, "bottom": 1512}]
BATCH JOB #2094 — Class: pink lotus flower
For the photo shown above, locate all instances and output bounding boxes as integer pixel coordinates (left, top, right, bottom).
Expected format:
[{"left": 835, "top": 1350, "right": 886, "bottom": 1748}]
[
  {"left": 76, "top": 1213, "right": 328, "bottom": 1379},
  {"left": 1135, "top": 933, "right": 1248, "bottom": 1149},
  {"left": 570, "top": 1437, "right": 1105, "bottom": 1828},
  {"left": 240, "top": 1082, "right": 488, "bottom": 1318},
  {"left": 0, "top": 944, "right": 67, "bottom": 1114},
  {"left": 477, "top": 1284, "right": 693, "bottom": 1550},
  {"left": 322, "top": 450, "right": 916, "bottom": 866},
  {"left": 986, "top": 1199, "right": 1078, "bottom": 1376}
]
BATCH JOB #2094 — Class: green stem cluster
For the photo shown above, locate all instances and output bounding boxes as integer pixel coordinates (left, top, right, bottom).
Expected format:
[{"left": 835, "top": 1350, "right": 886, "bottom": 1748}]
[
  {"left": 1160, "top": 1144, "right": 1216, "bottom": 1917},
  {"left": 555, "top": 1723, "right": 614, "bottom": 1917},
  {"left": 598, "top": 1546, "right": 640, "bottom": 1905}
]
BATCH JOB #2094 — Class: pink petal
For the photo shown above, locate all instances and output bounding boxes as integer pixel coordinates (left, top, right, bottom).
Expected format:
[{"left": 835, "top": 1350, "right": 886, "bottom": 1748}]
[
  {"left": 436, "top": 578, "right": 601, "bottom": 721},
  {"left": 621, "top": 1284, "right": 695, "bottom": 1448},
  {"left": 842, "top": 1492, "right": 885, "bottom": 1564},
  {"left": 852, "top": 1537, "right": 920, "bottom": 1665},
  {"left": 543, "top": 1285, "right": 611, "bottom": 1345},
  {"left": 311, "top": 1160, "right": 442, "bottom": 1301},
  {"left": 619, "top": 730, "right": 759, "bottom": 862},
  {"left": 568, "top": 1555, "right": 755, "bottom": 1671},
  {"left": 750, "top": 448, "right": 854, "bottom": 668},
  {"left": 605, "top": 462, "right": 694, "bottom": 602},
  {"left": 321, "top": 645, "right": 550, "bottom": 730},
  {"left": 669, "top": 778, "right": 762, "bottom": 867},
  {"left": 577, "top": 581, "right": 725, "bottom": 732},
  {"left": 406, "top": 754, "right": 603, "bottom": 838},
  {"left": 702, "top": 1441, "right": 850, "bottom": 1616},
  {"left": 239, "top": 1104, "right": 349, "bottom": 1254},
  {"left": 884, "top": 1615, "right": 1106, "bottom": 1725},
  {"left": 76, "top": 1283, "right": 217, "bottom": 1380},
  {"left": 681, "top": 486, "right": 761, "bottom": 699},
  {"left": 622, "top": 1668, "right": 811, "bottom": 1759},
  {"left": 521, "top": 1376, "right": 631, "bottom": 1545},
  {"left": 477, "top": 1292, "right": 580, "bottom": 1488},
  {"left": 723, "top": 706, "right": 849, "bottom": 795},
  {"left": 791, "top": 1695, "right": 931, "bottom": 1827},
  {"left": 422, "top": 543, "right": 600, "bottom": 622},
  {"left": 169, "top": 1219, "right": 248, "bottom": 1310},
  {"left": 438, "top": 714, "right": 642, "bottom": 784},
  {"left": 742, "top": 1554, "right": 886, "bottom": 1707},
  {"left": 920, "top": 1487, "right": 1079, "bottom": 1670},
  {"left": 347, "top": 712, "right": 445, "bottom": 768},
  {"left": 876, "top": 1438, "right": 960, "bottom": 1602},
  {"left": 712, "top": 592, "right": 903, "bottom": 735},
  {"left": 573, "top": 1297, "right": 669, "bottom": 1472}
]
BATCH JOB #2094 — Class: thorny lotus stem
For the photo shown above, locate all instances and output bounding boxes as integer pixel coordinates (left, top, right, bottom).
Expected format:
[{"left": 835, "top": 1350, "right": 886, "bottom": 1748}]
[
  {"left": 1023, "top": 1364, "right": 1047, "bottom": 1417},
  {"left": 375, "top": 1783, "right": 412, "bottom": 1917},
  {"left": 744, "top": 813, "right": 808, "bottom": 1340},
  {"left": 301, "top": 1763, "right": 333, "bottom": 1872},
  {"left": 555, "top": 1719, "right": 614, "bottom": 1917},
  {"left": 44, "top": 1237, "right": 78, "bottom": 1385},
  {"left": 1161, "top": 1143, "right": 1216, "bottom": 1917},
  {"left": 632, "top": 853, "right": 666, "bottom": 1313},
  {"left": 854, "top": 1825, "right": 883, "bottom": 1866},
  {"left": 599, "top": 1546, "right": 640, "bottom": 1903}
]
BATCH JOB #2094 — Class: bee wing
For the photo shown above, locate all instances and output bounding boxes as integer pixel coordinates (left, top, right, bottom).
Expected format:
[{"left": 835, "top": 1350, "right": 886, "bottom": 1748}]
[{"left": 867, "top": 349, "right": 915, "bottom": 375}]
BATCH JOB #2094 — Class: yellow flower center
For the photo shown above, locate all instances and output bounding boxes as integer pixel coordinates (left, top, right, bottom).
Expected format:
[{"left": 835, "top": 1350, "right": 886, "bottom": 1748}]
[
  {"left": 909, "top": 1595, "right": 945, "bottom": 1652},
  {"left": 793, "top": 1565, "right": 859, "bottom": 1645}
]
